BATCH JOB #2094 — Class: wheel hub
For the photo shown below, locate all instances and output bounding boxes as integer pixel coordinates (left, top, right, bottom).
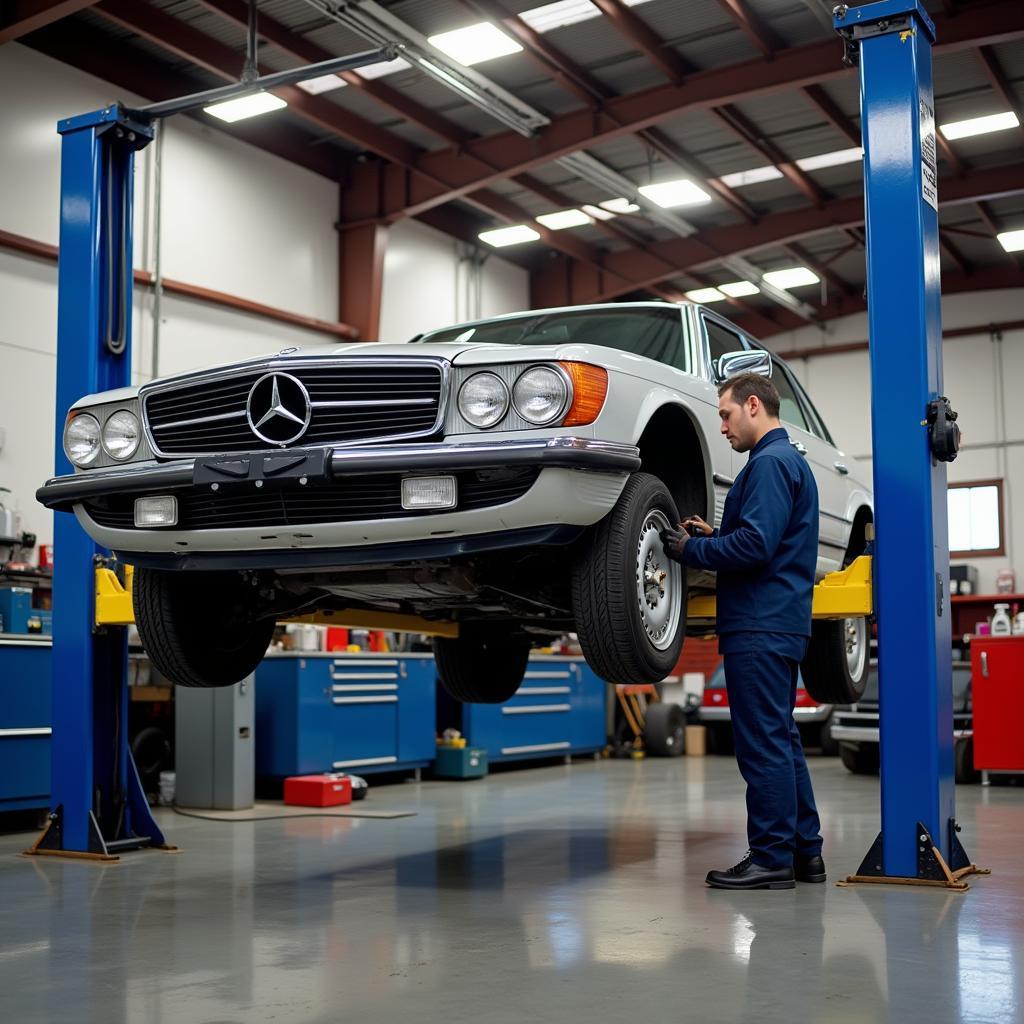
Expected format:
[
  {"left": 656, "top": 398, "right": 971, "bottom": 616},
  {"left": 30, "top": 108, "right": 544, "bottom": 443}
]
[
  {"left": 844, "top": 616, "right": 868, "bottom": 681},
  {"left": 635, "top": 509, "right": 683, "bottom": 651}
]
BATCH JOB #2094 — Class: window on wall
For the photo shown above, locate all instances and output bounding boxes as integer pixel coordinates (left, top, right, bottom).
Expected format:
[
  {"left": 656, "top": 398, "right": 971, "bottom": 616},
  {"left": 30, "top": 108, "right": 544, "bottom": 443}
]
[{"left": 948, "top": 480, "right": 1005, "bottom": 557}]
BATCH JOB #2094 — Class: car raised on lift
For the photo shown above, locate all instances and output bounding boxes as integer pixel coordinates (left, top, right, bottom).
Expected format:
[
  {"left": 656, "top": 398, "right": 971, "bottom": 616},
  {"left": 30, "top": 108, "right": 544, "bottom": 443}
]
[{"left": 39, "top": 302, "right": 873, "bottom": 706}]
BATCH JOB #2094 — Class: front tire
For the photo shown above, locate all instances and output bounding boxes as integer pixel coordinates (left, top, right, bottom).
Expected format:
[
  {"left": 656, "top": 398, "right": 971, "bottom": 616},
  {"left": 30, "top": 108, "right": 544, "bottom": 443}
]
[
  {"left": 433, "top": 627, "right": 530, "bottom": 703},
  {"left": 572, "top": 472, "right": 686, "bottom": 685},
  {"left": 133, "top": 568, "right": 275, "bottom": 688}
]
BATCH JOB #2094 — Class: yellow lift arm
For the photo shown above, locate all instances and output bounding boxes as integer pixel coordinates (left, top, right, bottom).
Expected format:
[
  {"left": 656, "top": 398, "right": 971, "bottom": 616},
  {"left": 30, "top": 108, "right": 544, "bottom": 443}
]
[{"left": 94, "top": 555, "right": 873, "bottom": 633}]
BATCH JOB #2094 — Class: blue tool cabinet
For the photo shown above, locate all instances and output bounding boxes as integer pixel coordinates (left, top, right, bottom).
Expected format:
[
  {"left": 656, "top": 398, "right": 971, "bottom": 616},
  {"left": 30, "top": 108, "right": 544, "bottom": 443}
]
[
  {"left": 255, "top": 652, "right": 437, "bottom": 778},
  {"left": 0, "top": 635, "right": 52, "bottom": 812},
  {"left": 439, "top": 655, "right": 607, "bottom": 764}
]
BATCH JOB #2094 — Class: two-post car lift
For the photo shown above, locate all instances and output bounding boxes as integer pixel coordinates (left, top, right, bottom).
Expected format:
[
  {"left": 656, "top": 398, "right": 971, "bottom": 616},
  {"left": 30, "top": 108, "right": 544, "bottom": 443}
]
[{"left": 30, "top": 1, "right": 987, "bottom": 890}]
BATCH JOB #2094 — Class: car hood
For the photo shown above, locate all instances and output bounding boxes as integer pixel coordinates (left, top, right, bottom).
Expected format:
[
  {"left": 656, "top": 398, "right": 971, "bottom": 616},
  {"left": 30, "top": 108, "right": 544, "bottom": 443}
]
[{"left": 73, "top": 341, "right": 648, "bottom": 408}]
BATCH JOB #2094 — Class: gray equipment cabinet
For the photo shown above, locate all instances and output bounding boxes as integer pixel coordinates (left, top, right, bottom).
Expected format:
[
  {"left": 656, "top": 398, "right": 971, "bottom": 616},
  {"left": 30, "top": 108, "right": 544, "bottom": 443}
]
[{"left": 175, "top": 675, "right": 255, "bottom": 810}]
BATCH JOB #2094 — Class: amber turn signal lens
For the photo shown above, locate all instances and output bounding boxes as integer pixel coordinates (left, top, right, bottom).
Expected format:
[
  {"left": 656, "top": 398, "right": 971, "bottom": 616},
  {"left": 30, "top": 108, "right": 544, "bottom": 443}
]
[{"left": 559, "top": 362, "right": 609, "bottom": 426}]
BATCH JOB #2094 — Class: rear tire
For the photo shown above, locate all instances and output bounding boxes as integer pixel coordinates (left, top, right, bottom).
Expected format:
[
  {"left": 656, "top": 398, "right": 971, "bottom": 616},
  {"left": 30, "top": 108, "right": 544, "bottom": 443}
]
[
  {"left": 433, "top": 627, "right": 530, "bottom": 703},
  {"left": 572, "top": 472, "right": 686, "bottom": 685},
  {"left": 644, "top": 702, "right": 686, "bottom": 757},
  {"left": 133, "top": 567, "right": 275, "bottom": 688},
  {"left": 801, "top": 616, "right": 870, "bottom": 705},
  {"left": 839, "top": 742, "right": 880, "bottom": 775}
]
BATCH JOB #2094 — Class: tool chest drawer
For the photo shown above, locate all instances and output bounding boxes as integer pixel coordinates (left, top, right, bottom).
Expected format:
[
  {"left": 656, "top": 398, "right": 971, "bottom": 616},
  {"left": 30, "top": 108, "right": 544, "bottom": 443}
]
[
  {"left": 255, "top": 653, "right": 436, "bottom": 778},
  {"left": 0, "top": 636, "right": 52, "bottom": 811},
  {"left": 441, "top": 656, "right": 607, "bottom": 763}
]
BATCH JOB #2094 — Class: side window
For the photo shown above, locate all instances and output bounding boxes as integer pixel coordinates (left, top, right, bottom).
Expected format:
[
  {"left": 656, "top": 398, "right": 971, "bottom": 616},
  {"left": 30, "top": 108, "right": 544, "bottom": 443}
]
[
  {"left": 703, "top": 318, "right": 745, "bottom": 369},
  {"left": 795, "top": 381, "right": 835, "bottom": 445},
  {"left": 771, "top": 365, "right": 811, "bottom": 432}
]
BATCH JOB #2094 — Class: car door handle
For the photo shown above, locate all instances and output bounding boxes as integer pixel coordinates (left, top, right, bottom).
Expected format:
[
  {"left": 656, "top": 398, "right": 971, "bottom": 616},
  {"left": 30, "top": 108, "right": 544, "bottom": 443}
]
[
  {"left": 790, "top": 440, "right": 808, "bottom": 456},
  {"left": 834, "top": 461, "right": 849, "bottom": 475}
]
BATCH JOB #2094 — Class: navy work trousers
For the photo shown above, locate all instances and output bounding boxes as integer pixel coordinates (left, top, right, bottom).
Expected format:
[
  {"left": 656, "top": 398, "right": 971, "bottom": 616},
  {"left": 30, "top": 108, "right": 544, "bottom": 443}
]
[{"left": 722, "top": 633, "right": 823, "bottom": 869}]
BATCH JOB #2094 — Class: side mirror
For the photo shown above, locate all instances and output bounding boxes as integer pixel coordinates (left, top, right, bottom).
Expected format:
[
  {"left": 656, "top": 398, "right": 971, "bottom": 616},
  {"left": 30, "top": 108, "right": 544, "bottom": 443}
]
[{"left": 714, "top": 349, "right": 773, "bottom": 383}]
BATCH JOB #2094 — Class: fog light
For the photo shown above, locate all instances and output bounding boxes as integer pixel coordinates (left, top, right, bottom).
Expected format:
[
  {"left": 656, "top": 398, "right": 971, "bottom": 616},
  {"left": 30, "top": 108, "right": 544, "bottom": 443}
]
[
  {"left": 401, "top": 476, "right": 457, "bottom": 510},
  {"left": 134, "top": 495, "right": 178, "bottom": 527}
]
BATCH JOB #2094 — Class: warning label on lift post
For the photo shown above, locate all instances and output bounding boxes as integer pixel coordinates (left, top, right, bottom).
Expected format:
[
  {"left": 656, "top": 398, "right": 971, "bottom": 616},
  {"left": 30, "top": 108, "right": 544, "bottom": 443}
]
[{"left": 919, "top": 97, "right": 938, "bottom": 212}]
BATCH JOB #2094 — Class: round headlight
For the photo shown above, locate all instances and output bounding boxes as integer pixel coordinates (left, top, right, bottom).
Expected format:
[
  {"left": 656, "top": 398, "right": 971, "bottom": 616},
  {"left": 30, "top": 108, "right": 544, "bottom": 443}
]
[
  {"left": 102, "top": 410, "right": 141, "bottom": 460},
  {"left": 513, "top": 366, "right": 569, "bottom": 425},
  {"left": 64, "top": 413, "right": 101, "bottom": 467},
  {"left": 458, "top": 373, "right": 509, "bottom": 428}
]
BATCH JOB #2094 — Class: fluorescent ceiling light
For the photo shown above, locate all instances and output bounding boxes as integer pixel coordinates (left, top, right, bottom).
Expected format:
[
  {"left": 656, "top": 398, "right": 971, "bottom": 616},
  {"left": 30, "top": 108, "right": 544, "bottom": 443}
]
[
  {"left": 997, "top": 229, "right": 1024, "bottom": 253},
  {"left": 519, "top": 0, "right": 600, "bottom": 32},
  {"left": 519, "top": 0, "right": 654, "bottom": 32},
  {"left": 478, "top": 224, "right": 540, "bottom": 247},
  {"left": 204, "top": 91, "right": 287, "bottom": 123},
  {"left": 796, "top": 146, "right": 863, "bottom": 171},
  {"left": 762, "top": 266, "right": 820, "bottom": 289},
  {"left": 638, "top": 179, "right": 713, "bottom": 208},
  {"left": 685, "top": 288, "right": 726, "bottom": 303},
  {"left": 297, "top": 73, "right": 346, "bottom": 95},
  {"left": 940, "top": 111, "right": 1019, "bottom": 141},
  {"left": 581, "top": 203, "right": 615, "bottom": 221},
  {"left": 599, "top": 198, "right": 640, "bottom": 214},
  {"left": 356, "top": 56, "right": 411, "bottom": 79},
  {"left": 428, "top": 23, "right": 523, "bottom": 67},
  {"left": 536, "top": 208, "right": 593, "bottom": 229},
  {"left": 719, "top": 165, "right": 784, "bottom": 188},
  {"left": 719, "top": 280, "right": 760, "bottom": 297}
]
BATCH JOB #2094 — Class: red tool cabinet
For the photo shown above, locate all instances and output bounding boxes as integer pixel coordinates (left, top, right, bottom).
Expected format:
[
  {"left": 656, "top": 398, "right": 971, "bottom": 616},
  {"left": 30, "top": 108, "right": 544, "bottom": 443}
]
[{"left": 970, "top": 635, "right": 1024, "bottom": 777}]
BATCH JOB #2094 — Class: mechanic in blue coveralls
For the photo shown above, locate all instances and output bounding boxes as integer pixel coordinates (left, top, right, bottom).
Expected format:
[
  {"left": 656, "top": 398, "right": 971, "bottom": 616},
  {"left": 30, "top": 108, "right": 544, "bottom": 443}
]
[{"left": 662, "top": 371, "right": 825, "bottom": 891}]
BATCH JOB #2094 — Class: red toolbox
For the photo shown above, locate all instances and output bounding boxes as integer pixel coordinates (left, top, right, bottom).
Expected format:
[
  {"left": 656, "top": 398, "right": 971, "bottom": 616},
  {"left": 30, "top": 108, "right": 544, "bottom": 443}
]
[
  {"left": 284, "top": 773, "right": 353, "bottom": 807},
  {"left": 971, "top": 635, "right": 1024, "bottom": 774}
]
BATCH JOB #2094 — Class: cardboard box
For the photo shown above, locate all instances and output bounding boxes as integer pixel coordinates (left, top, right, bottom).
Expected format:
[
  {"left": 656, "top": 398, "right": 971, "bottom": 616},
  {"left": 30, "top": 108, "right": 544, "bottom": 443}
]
[
  {"left": 284, "top": 773, "right": 353, "bottom": 807},
  {"left": 685, "top": 725, "right": 706, "bottom": 757}
]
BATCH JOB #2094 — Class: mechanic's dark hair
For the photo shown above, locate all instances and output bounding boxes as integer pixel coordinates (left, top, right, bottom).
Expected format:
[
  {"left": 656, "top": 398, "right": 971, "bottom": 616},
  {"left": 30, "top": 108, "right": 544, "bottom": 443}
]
[{"left": 719, "top": 372, "right": 781, "bottom": 418}]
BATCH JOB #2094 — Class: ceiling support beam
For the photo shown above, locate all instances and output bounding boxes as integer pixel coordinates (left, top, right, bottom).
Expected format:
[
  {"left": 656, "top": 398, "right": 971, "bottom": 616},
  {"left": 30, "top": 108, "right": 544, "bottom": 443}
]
[
  {"left": 531, "top": 162, "right": 1024, "bottom": 305},
  {"left": 320, "top": 0, "right": 1024, "bottom": 223},
  {"left": 0, "top": 0, "right": 97, "bottom": 43},
  {"left": 339, "top": 221, "right": 388, "bottom": 341},
  {"left": 739, "top": 264, "right": 1024, "bottom": 341}
]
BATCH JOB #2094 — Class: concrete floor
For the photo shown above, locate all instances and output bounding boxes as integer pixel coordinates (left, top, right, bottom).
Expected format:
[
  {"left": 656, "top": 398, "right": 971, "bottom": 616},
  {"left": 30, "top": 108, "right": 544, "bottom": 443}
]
[{"left": 0, "top": 756, "right": 1021, "bottom": 1024}]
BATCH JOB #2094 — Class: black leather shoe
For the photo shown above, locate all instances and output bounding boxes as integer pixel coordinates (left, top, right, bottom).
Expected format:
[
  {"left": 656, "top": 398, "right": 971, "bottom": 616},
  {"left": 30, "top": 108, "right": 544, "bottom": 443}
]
[
  {"left": 706, "top": 854, "right": 796, "bottom": 890},
  {"left": 795, "top": 854, "right": 826, "bottom": 883}
]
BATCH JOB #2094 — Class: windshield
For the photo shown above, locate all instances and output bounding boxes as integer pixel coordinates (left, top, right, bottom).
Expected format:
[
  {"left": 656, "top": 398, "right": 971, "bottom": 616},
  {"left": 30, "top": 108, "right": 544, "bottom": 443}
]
[{"left": 415, "top": 307, "right": 688, "bottom": 371}]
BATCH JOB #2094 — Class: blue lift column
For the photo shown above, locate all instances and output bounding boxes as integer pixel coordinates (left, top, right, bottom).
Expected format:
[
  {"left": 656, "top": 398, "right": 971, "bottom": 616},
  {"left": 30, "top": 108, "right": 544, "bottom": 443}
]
[
  {"left": 834, "top": 2, "right": 982, "bottom": 888},
  {"left": 30, "top": 105, "right": 168, "bottom": 859}
]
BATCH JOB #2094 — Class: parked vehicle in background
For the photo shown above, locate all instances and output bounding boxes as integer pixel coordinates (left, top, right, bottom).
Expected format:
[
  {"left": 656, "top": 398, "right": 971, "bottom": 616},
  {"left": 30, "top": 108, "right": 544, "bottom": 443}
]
[
  {"left": 699, "top": 662, "right": 837, "bottom": 755},
  {"left": 39, "top": 302, "right": 873, "bottom": 704},
  {"left": 831, "top": 662, "right": 977, "bottom": 781}
]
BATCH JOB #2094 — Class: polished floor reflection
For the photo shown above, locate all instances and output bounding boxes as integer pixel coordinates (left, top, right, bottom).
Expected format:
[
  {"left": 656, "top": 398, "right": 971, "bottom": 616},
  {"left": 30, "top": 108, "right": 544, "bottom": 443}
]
[{"left": 1, "top": 756, "right": 1021, "bottom": 1023}]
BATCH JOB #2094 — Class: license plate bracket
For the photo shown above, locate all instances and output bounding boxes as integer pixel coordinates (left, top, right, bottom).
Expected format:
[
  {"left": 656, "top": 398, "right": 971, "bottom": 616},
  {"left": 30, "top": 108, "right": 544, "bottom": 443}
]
[{"left": 193, "top": 448, "right": 330, "bottom": 488}]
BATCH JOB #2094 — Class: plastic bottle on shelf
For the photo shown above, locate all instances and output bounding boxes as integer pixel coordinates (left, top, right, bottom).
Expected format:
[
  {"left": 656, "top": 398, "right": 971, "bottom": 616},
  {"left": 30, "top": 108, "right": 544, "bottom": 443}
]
[{"left": 991, "top": 603, "right": 1012, "bottom": 636}]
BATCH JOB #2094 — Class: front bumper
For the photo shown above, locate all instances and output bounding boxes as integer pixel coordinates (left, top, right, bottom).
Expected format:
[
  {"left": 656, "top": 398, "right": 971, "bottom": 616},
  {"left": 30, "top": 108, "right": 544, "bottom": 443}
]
[
  {"left": 700, "top": 703, "right": 833, "bottom": 724},
  {"left": 39, "top": 436, "right": 639, "bottom": 565},
  {"left": 38, "top": 436, "right": 640, "bottom": 511}
]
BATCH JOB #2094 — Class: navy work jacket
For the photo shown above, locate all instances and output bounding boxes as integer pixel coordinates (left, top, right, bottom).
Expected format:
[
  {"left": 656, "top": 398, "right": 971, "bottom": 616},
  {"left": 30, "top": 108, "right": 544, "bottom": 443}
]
[{"left": 681, "top": 427, "right": 819, "bottom": 645}]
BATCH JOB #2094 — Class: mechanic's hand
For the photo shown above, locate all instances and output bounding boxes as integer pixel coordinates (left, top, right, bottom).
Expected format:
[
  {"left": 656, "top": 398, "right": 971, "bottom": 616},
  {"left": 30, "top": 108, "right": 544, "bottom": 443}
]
[
  {"left": 661, "top": 522, "right": 691, "bottom": 561},
  {"left": 682, "top": 514, "right": 713, "bottom": 537}
]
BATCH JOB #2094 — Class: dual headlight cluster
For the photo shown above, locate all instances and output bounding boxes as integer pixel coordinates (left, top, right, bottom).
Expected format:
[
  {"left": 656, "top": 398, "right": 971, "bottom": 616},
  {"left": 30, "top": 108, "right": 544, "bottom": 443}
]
[
  {"left": 458, "top": 365, "right": 570, "bottom": 429},
  {"left": 64, "top": 409, "right": 141, "bottom": 467}
]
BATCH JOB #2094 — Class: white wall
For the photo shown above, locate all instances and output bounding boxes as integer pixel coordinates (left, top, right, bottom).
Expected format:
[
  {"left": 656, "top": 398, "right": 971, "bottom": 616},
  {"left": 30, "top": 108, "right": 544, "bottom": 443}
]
[
  {"left": 377, "top": 218, "right": 529, "bottom": 343},
  {"left": 0, "top": 43, "right": 344, "bottom": 546},
  {"left": 769, "top": 290, "right": 1024, "bottom": 592}
]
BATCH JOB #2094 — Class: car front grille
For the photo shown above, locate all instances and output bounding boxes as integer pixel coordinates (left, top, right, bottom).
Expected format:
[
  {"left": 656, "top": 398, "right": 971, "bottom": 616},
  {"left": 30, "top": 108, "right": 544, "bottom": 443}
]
[
  {"left": 83, "top": 468, "right": 539, "bottom": 532},
  {"left": 142, "top": 361, "right": 445, "bottom": 456}
]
